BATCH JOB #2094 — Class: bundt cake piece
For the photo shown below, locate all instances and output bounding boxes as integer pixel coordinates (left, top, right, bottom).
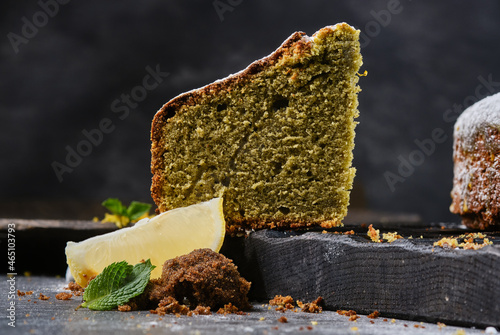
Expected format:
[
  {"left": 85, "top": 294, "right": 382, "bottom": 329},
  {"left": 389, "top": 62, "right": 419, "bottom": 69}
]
[
  {"left": 151, "top": 23, "right": 363, "bottom": 233},
  {"left": 450, "top": 92, "right": 500, "bottom": 229}
]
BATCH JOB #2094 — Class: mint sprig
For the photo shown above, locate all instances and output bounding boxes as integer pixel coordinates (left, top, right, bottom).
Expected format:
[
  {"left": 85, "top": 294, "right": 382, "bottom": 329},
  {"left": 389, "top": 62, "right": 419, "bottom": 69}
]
[
  {"left": 81, "top": 259, "right": 155, "bottom": 311},
  {"left": 102, "top": 198, "right": 152, "bottom": 226}
]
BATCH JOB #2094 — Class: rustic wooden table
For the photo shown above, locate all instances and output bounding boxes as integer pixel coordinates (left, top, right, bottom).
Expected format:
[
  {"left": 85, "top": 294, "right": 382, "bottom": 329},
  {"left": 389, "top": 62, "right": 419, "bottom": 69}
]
[
  {"left": 2, "top": 214, "right": 499, "bottom": 333},
  {"left": 0, "top": 276, "right": 487, "bottom": 335}
]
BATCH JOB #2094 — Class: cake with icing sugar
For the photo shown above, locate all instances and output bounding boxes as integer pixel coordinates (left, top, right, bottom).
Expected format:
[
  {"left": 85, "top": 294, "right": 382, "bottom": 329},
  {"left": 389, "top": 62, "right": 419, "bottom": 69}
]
[
  {"left": 450, "top": 92, "right": 500, "bottom": 229},
  {"left": 150, "top": 23, "right": 362, "bottom": 234}
]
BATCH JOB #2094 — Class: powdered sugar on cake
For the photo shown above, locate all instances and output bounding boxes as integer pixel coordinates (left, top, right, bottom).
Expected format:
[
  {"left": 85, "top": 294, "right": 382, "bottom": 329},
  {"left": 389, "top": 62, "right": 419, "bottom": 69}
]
[{"left": 455, "top": 92, "right": 500, "bottom": 152}]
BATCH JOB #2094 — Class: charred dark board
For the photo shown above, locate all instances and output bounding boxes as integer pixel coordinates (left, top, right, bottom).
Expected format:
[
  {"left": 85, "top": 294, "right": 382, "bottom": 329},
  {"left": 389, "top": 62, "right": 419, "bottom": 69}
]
[
  {"left": 242, "top": 229, "right": 500, "bottom": 328},
  {"left": 0, "top": 219, "right": 117, "bottom": 276}
]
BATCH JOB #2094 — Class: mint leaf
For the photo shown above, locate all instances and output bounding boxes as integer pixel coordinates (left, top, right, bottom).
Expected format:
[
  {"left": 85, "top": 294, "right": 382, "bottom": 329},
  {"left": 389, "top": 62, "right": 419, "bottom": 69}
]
[
  {"left": 126, "top": 201, "right": 152, "bottom": 221},
  {"left": 81, "top": 260, "right": 155, "bottom": 311},
  {"left": 102, "top": 198, "right": 126, "bottom": 216}
]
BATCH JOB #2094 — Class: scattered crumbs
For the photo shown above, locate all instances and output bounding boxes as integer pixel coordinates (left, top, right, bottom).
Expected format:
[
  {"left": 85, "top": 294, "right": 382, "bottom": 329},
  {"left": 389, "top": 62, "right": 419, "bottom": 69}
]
[
  {"left": 370, "top": 320, "right": 375, "bottom": 324},
  {"left": 383, "top": 318, "right": 388, "bottom": 322},
  {"left": 259, "top": 317, "right": 265, "bottom": 321},
  {"left": 453, "top": 329, "right": 466, "bottom": 335},
  {"left": 24, "top": 271, "right": 32, "bottom": 277},
  {"left": 188, "top": 305, "right": 212, "bottom": 316},
  {"left": 269, "top": 295, "right": 323, "bottom": 314},
  {"left": 349, "top": 315, "right": 360, "bottom": 322},
  {"left": 25, "top": 314, "right": 30, "bottom": 317},
  {"left": 322, "top": 230, "right": 328, "bottom": 234},
  {"left": 84, "top": 317, "right": 89, "bottom": 320},
  {"left": 382, "top": 232, "right": 403, "bottom": 242},
  {"left": 55, "top": 292, "right": 73, "bottom": 300},
  {"left": 216, "top": 303, "right": 240, "bottom": 315},
  {"left": 269, "top": 295, "right": 295, "bottom": 312},
  {"left": 437, "top": 322, "right": 446, "bottom": 329},
  {"left": 408, "top": 236, "right": 413, "bottom": 239},
  {"left": 350, "top": 326, "right": 359, "bottom": 331},
  {"left": 38, "top": 293, "right": 50, "bottom": 300},
  {"left": 367, "top": 310, "right": 380, "bottom": 319},
  {"left": 434, "top": 233, "right": 493, "bottom": 250},
  {"left": 391, "top": 319, "right": 396, "bottom": 323},
  {"left": 118, "top": 305, "right": 132, "bottom": 312},
  {"left": 306, "top": 326, "right": 313, "bottom": 330},
  {"left": 64, "top": 282, "right": 84, "bottom": 296},
  {"left": 332, "top": 230, "right": 355, "bottom": 235},
  {"left": 51, "top": 317, "right": 55, "bottom": 321},
  {"left": 434, "top": 237, "right": 459, "bottom": 249},
  {"left": 278, "top": 316, "right": 288, "bottom": 323},
  {"left": 337, "top": 310, "right": 357, "bottom": 317},
  {"left": 367, "top": 224, "right": 381, "bottom": 242},
  {"left": 311, "top": 321, "right": 318, "bottom": 326},
  {"left": 297, "top": 297, "right": 323, "bottom": 313},
  {"left": 146, "top": 314, "right": 150, "bottom": 317},
  {"left": 404, "top": 324, "right": 408, "bottom": 327}
]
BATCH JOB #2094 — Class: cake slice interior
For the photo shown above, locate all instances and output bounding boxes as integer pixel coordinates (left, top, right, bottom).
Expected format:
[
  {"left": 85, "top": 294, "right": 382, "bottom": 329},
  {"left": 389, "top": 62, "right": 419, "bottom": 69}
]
[{"left": 151, "top": 23, "right": 363, "bottom": 233}]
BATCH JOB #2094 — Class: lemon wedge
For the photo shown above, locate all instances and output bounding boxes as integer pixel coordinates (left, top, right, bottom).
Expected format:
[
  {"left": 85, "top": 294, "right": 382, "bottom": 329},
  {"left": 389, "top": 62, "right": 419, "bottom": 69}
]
[{"left": 66, "top": 197, "right": 225, "bottom": 287}]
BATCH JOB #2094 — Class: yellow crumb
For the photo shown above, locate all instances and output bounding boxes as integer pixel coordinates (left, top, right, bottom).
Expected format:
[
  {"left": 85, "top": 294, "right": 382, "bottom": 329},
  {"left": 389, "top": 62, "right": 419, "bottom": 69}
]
[
  {"left": 382, "top": 232, "right": 402, "bottom": 243},
  {"left": 367, "top": 224, "right": 381, "bottom": 243},
  {"left": 434, "top": 237, "right": 458, "bottom": 249}
]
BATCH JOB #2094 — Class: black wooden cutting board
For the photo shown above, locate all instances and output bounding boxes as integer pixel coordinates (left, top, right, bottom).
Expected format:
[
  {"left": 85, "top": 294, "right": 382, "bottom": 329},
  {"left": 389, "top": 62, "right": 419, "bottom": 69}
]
[{"left": 238, "top": 228, "right": 500, "bottom": 328}]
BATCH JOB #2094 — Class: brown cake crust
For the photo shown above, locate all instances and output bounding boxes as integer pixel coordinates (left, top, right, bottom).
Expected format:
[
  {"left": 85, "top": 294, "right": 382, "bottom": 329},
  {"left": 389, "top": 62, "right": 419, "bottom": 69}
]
[
  {"left": 450, "top": 129, "right": 500, "bottom": 229},
  {"left": 450, "top": 93, "right": 500, "bottom": 229}
]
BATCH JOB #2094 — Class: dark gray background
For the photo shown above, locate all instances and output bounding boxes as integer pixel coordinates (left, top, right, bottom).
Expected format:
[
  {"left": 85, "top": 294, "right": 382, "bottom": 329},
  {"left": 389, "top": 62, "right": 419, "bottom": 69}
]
[{"left": 1, "top": 0, "right": 499, "bottom": 223}]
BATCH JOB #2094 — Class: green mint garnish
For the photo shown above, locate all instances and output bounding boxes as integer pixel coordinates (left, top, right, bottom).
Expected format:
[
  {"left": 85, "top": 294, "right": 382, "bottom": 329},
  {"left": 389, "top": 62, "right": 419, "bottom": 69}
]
[
  {"left": 101, "top": 198, "right": 152, "bottom": 227},
  {"left": 126, "top": 201, "right": 153, "bottom": 222},
  {"left": 81, "top": 259, "right": 155, "bottom": 311}
]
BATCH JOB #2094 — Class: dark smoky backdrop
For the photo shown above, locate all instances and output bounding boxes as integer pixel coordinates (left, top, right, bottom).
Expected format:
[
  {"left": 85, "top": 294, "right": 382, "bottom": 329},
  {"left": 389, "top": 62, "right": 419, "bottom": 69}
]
[{"left": 1, "top": 0, "right": 500, "bottom": 223}]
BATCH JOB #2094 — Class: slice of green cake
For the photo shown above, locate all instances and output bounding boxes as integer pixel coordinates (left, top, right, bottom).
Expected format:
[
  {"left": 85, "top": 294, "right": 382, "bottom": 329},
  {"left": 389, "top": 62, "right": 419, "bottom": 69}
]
[{"left": 151, "top": 23, "right": 363, "bottom": 234}]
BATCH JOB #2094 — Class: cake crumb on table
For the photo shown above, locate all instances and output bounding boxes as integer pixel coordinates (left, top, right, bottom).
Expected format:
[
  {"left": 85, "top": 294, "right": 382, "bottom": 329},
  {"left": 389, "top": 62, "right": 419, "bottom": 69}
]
[
  {"left": 38, "top": 293, "right": 50, "bottom": 300},
  {"left": 367, "top": 310, "right": 380, "bottom": 319},
  {"left": 278, "top": 316, "right": 288, "bottom": 323},
  {"left": 55, "top": 292, "right": 73, "bottom": 300}
]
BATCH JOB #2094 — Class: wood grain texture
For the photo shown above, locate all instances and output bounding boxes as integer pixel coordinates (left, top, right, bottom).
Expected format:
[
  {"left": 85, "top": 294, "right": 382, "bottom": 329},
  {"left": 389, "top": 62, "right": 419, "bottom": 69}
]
[
  {"left": 244, "top": 230, "right": 500, "bottom": 327},
  {"left": 0, "top": 218, "right": 116, "bottom": 231}
]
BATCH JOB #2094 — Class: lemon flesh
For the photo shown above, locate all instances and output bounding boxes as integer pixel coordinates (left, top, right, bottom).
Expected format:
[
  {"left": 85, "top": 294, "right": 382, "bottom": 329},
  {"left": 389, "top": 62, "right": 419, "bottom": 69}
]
[{"left": 66, "top": 197, "right": 225, "bottom": 287}]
